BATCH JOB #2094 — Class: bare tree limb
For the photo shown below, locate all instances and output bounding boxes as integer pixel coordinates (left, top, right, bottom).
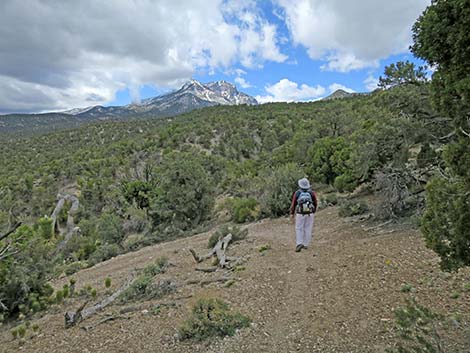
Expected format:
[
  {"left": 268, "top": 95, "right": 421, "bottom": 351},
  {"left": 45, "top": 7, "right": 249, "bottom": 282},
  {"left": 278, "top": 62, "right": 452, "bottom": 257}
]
[
  {"left": 0, "top": 222, "right": 22, "bottom": 242},
  {"left": 80, "top": 315, "right": 130, "bottom": 331},
  {"left": 52, "top": 194, "right": 80, "bottom": 256},
  {"left": 195, "top": 267, "right": 218, "bottom": 273},
  {"left": 364, "top": 219, "right": 393, "bottom": 232},
  {"left": 460, "top": 126, "right": 470, "bottom": 138},
  {"left": 50, "top": 196, "right": 65, "bottom": 233},
  {"left": 0, "top": 299, "right": 7, "bottom": 312},
  {"left": 65, "top": 276, "right": 133, "bottom": 328},
  {"left": 0, "top": 249, "right": 20, "bottom": 261},
  {"left": 186, "top": 277, "right": 232, "bottom": 287},
  {"left": 189, "top": 234, "right": 243, "bottom": 270}
]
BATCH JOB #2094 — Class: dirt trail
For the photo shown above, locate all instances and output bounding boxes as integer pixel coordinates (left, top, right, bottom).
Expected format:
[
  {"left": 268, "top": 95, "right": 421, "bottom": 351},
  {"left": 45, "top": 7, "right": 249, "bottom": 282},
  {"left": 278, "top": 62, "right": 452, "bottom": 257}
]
[{"left": 1, "top": 208, "right": 469, "bottom": 353}]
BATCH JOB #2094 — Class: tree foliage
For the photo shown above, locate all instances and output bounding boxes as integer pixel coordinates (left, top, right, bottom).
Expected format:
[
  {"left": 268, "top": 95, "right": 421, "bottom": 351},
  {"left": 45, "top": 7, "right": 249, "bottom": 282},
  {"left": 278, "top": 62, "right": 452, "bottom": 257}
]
[
  {"left": 378, "top": 60, "right": 428, "bottom": 89},
  {"left": 412, "top": 0, "right": 470, "bottom": 270}
]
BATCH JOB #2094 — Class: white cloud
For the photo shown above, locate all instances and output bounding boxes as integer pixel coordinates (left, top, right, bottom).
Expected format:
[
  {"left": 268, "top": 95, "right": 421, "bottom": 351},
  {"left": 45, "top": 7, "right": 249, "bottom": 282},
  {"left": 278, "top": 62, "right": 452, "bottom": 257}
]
[
  {"left": 256, "top": 79, "right": 326, "bottom": 103},
  {"left": 238, "top": 22, "right": 288, "bottom": 68},
  {"left": 364, "top": 75, "right": 379, "bottom": 91},
  {"left": 276, "top": 0, "right": 430, "bottom": 72},
  {"left": 0, "top": 0, "right": 286, "bottom": 113},
  {"left": 328, "top": 83, "right": 355, "bottom": 93},
  {"left": 235, "top": 76, "right": 252, "bottom": 89}
]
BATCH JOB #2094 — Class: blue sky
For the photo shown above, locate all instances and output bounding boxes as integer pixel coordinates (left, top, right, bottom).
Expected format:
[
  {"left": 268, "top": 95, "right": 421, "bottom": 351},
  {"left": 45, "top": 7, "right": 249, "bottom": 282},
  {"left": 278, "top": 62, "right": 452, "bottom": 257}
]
[{"left": 0, "top": 0, "right": 430, "bottom": 113}]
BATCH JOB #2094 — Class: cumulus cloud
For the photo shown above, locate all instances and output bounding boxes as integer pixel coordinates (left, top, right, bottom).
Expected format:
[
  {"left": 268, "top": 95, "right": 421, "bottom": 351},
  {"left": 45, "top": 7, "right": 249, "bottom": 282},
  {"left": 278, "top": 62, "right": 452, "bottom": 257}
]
[
  {"left": 256, "top": 79, "right": 326, "bottom": 103},
  {"left": 364, "top": 75, "right": 379, "bottom": 91},
  {"left": 235, "top": 76, "right": 252, "bottom": 89},
  {"left": 276, "top": 0, "right": 430, "bottom": 72},
  {"left": 0, "top": 0, "right": 286, "bottom": 113}
]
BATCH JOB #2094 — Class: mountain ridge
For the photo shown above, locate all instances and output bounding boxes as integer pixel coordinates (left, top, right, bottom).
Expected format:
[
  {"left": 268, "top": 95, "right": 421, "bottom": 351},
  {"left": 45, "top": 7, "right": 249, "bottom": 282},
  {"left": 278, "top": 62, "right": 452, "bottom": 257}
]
[
  {"left": 65, "top": 79, "right": 257, "bottom": 118},
  {"left": 0, "top": 80, "right": 257, "bottom": 135}
]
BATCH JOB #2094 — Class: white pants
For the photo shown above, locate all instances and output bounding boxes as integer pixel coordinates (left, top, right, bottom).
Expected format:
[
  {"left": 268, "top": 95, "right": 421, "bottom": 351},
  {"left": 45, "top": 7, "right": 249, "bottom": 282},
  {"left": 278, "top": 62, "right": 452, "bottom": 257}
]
[{"left": 295, "top": 213, "right": 314, "bottom": 246}]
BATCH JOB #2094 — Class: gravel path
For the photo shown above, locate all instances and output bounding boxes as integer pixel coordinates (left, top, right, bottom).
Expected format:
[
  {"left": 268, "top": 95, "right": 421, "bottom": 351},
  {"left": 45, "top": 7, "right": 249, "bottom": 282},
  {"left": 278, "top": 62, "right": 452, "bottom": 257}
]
[{"left": 1, "top": 207, "right": 469, "bottom": 353}]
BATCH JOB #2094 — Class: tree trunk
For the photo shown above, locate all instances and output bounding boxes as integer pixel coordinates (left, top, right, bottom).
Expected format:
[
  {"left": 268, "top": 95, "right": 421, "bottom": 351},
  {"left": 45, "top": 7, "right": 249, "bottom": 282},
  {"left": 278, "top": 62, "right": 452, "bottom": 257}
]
[
  {"left": 65, "top": 276, "right": 133, "bottom": 328},
  {"left": 52, "top": 194, "right": 80, "bottom": 255}
]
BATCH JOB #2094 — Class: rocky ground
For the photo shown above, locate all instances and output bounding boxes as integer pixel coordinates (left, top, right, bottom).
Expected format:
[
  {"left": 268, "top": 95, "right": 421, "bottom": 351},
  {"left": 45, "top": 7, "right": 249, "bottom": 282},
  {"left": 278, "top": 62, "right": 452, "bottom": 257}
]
[{"left": 1, "top": 207, "right": 469, "bottom": 353}]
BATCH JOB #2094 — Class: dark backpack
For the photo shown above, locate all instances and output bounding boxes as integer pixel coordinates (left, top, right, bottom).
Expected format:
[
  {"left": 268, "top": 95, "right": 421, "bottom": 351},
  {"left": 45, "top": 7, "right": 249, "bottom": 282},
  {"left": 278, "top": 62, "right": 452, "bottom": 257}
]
[{"left": 296, "top": 189, "right": 314, "bottom": 214}]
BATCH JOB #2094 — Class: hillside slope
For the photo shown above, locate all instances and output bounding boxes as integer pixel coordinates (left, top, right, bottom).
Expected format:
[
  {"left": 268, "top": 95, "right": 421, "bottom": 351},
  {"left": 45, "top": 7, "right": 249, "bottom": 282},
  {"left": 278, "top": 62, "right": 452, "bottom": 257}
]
[{"left": 1, "top": 208, "right": 469, "bottom": 353}]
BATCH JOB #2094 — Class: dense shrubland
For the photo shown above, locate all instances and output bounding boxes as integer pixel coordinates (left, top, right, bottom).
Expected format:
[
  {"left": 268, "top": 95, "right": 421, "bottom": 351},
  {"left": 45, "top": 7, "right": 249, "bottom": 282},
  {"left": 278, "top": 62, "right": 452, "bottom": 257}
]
[
  {"left": 0, "top": 80, "right": 446, "bottom": 319},
  {"left": 2, "top": 7, "right": 468, "bottom": 318}
]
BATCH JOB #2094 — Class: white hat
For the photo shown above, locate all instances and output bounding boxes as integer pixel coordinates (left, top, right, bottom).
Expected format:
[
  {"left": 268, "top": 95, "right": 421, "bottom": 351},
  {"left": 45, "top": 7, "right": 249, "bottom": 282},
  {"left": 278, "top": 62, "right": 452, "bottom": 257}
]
[{"left": 298, "top": 177, "right": 310, "bottom": 189}]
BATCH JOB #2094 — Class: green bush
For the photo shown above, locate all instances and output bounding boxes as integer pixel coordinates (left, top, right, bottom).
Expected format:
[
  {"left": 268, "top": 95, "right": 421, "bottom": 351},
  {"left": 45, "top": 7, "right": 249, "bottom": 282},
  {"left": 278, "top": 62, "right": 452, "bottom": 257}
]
[
  {"left": 105, "top": 277, "right": 112, "bottom": 288},
  {"left": 88, "top": 243, "right": 120, "bottom": 265},
  {"left": 308, "top": 136, "right": 353, "bottom": 185},
  {"left": 64, "top": 261, "right": 85, "bottom": 275},
  {"left": 386, "top": 298, "right": 443, "bottom": 353},
  {"left": 96, "top": 213, "right": 125, "bottom": 246},
  {"left": 119, "top": 258, "right": 172, "bottom": 302},
  {"left": 258, "top": 244, "right": 271, "bottom": 253},
  {"left": 334, "top": 173, "right": 357, "bottom": 193},
  {"left": 119, "top": 276, "right": 175, "bottom": 303},
  {"left": 37, "top": 216, "right": 54, "bottom": 240},
  {"left": 319, "top": 193, "right": 338, "bottom": 209},
  {"left": 260, "top": 163, "right": 304, "bottom": 217},
  {"left": 178, "top": 298, "right": 250, "bottom": 341},
  {"left": 16, "top": 324, "right": 26, "bottom": 338},
  {"left": 227, "top": 198, "right": 260, "bottom": 223},
  {"left": 62, "top": 284, "right": 70, "bottom": 298},
  {"left": 400, "top": 283, "right": 414, "bottom": 293},
  {"left": 149, "top": 152, "right": 215, "bottom": 233},
  {"left": 338, "top": 200, "right": 369, "bottom": 217},
  {"left": 143, "top": 257, "right": 168, "bottom": 277},
  {"left": 55, "top": 290, "right": 64, "bottom": 304},
  {"left": 0, "top": 226, "right": 55, "bottom": 319},
  {"left": 421, "top": 177, "right": 470, "bottom": 271}
]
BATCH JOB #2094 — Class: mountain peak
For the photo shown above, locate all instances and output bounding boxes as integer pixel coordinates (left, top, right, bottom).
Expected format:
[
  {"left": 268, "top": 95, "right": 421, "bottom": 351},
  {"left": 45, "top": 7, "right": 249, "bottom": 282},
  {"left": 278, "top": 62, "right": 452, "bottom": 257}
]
[
  {"left": 322, "top": 89, "right": 352, "bottom": 100},
  {"left": 181, "top": 79, "right": 203, "bottom": 90},
  {"left": 63, "top": 80, "right": 257, "bottom": 119}
]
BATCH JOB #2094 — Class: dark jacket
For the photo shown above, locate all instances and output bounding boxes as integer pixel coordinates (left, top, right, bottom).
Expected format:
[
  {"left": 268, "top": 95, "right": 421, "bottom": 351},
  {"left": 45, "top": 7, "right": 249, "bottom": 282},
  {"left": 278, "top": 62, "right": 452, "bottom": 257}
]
[{"left": 290, "top": 189, "right": 318, "bottom": 215}]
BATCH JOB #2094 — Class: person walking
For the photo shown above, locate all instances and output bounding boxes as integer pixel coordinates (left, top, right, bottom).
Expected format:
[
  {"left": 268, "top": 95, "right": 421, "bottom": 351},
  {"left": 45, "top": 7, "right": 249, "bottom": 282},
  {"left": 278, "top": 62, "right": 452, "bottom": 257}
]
[{"left": 290, "top": 177, "right": 317, "bottom": 252}]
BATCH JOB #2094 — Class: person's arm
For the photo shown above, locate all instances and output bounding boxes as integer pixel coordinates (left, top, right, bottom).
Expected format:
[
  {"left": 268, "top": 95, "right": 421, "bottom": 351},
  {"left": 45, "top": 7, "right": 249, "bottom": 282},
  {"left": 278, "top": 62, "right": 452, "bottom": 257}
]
[
  {"left": 311, "top": 191, "right": 318, "bottom": 212},
  {"left": 290, "top": 191, "right": 298, "bottom": 215}
]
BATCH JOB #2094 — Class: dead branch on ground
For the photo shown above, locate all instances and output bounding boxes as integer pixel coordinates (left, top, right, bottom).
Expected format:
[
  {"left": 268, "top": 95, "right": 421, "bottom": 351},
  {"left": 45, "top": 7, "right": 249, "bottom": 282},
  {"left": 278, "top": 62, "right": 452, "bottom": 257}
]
[
  {"left": 65, "top": 276, "right": 133, "bottom": 328},
  {"left": 189, "top": 234, "right": 243, "bottom": 270}
]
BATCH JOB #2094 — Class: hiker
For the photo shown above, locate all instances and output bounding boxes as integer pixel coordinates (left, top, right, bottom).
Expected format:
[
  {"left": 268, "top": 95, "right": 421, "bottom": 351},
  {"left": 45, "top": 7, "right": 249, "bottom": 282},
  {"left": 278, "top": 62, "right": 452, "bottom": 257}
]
[{"left": 290, "top": 177, "right": 317, "bottom": 252}]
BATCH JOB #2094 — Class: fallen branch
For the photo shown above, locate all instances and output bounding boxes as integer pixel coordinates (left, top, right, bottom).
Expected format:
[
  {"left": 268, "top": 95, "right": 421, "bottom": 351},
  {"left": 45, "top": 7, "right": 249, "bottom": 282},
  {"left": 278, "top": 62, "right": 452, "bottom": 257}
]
[
  {"left": 189, "top": 234, "right": 242, "bottom": 269},
  {"left": 80, "top": 315, "right": 130, "bottom": 331},
  {"left": 189, "top": 248, "right": 203, "bottom": 263},
  {"left": 0, "top": 222, "right": 22, "bottom": 242},
  {"left": 65, "top": 276, "right": 133, "bottom": 328},
  {"left": 195, "top": 267, "right": 218, "bottom": 273},
  {"left": 119, "top": 305, "right": 142, "bottom": 315},
  {"left": 364, "top": 219, "right": 393, "bottom": 232},
  {"left": 186, "top": 277, "right": 232, "bottom": 287}
]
